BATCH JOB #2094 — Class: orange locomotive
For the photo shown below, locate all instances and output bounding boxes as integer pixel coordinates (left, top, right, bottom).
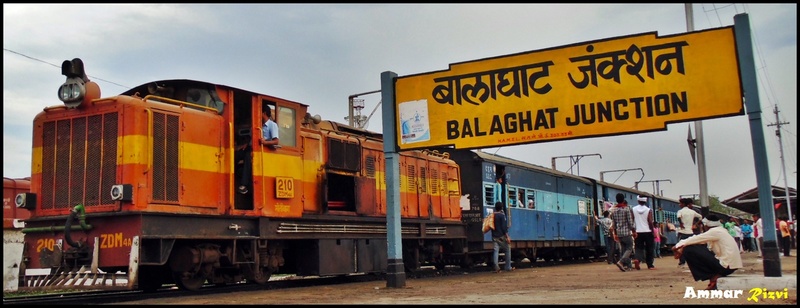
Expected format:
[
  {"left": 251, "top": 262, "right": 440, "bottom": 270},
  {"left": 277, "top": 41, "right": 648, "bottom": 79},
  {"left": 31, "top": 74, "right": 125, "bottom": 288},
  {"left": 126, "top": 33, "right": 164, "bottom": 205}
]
[
  {"left": 4, "top": 177, "right": 30, "bottom": 292},
  {"left": 4, "top": 177, "right": 31, "bottom": 230},
  {"left": 15, "top": 58, "right": 464, "bottom": 291}
]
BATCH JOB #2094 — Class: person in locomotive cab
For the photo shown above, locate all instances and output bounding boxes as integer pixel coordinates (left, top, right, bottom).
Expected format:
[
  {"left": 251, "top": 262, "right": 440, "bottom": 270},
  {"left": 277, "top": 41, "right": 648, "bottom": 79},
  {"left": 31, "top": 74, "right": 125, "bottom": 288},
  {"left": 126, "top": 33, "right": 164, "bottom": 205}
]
[
  {"left": 237, "top": 106, "right": 280, "bottom": 195},
  {"left": 610, "top": 193, "right": 636, "bottom": 272},
  {"left": 672, "top": 214, "right": 742, "bottom": 290},
  {"left": 235, "top": 135, "right": 252, "bottom": 194},
  {"left": 491, "top": 201, "right": 514, "bottom": 273},
  {"left": 260, "top": 105, "right": 280, "bottom": 149}
]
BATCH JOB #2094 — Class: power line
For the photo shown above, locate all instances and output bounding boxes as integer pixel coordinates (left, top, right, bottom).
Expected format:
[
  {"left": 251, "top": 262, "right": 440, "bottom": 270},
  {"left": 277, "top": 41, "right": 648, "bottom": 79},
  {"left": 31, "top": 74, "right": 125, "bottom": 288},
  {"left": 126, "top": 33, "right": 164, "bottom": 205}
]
[
  {"left": 3, "top": 48, "right": 129, "bottom": 89},
  {"left": 699, "top": 3, "right": 797, "bottom": 186}
]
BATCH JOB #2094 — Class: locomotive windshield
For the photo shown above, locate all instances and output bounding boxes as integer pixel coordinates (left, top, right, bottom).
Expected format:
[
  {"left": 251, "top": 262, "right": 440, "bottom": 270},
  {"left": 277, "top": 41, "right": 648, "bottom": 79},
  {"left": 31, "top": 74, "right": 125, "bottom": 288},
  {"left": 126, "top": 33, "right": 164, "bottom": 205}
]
[{"left": 122, "top": 79, "right": 225, "bottom": 114}]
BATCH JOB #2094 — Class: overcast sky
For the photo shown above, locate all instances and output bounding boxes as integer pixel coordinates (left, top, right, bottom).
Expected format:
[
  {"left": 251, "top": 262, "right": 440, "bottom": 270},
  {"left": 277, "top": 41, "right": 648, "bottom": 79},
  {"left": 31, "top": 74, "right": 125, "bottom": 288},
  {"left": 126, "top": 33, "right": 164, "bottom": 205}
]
[{"left": 3, "top": 3, "right": 796, "bottom": 202}]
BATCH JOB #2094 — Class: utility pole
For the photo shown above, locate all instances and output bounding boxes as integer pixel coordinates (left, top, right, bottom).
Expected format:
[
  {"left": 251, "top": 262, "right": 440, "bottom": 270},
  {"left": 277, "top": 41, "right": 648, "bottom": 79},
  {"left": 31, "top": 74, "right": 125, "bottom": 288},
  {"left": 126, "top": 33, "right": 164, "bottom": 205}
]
[
  {"left": 685, "top": 4, "right": 710, "bottom": 214},
  {"left": 767, "top": 105, "right": 793, "bottom": 235}
]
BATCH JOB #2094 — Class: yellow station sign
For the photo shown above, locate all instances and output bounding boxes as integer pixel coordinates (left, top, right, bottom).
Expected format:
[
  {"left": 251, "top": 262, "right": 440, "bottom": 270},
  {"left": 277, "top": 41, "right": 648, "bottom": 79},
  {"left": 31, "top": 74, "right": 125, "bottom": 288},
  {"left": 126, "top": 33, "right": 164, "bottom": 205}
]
[{"left": 394, "top": 26, "right": 743, "bottom": 150}]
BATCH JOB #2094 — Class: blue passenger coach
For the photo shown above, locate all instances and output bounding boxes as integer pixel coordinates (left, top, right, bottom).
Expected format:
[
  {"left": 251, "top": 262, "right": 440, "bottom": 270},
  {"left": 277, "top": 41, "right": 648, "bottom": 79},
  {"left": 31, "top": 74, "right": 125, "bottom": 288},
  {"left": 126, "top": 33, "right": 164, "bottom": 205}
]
[
  {"left": 444, "top": 149, "right": 598, "bottom": 264},
  {"left": 653, "top": 195, "right": 681, "bottom": 249},
  {"left": 585, "top": 177, "right": 682, "bottom": 254}
]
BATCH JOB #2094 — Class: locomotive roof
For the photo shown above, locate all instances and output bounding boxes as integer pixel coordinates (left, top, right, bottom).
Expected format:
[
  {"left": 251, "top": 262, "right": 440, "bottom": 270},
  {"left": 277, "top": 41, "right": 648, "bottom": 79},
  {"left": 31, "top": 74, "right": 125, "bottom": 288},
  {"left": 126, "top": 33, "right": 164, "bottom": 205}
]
[
  {"left": 318, "top": 120, "right": 384, "bottom": 140},
  {"left": 121, "top": 79, "right": 308, "bottom": 108}
]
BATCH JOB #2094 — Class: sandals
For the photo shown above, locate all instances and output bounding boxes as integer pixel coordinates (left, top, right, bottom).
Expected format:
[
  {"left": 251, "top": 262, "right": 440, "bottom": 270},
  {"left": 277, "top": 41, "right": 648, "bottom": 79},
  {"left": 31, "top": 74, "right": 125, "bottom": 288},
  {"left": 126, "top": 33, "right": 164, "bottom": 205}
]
[{"left": 705, "top": 275, "right": 721, "bottom": 290}]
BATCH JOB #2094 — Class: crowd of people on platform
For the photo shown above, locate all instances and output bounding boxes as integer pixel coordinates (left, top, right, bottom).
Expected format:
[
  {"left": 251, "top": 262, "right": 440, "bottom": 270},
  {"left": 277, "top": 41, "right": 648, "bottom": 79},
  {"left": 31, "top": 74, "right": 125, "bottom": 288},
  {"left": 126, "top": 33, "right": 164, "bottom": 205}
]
[{"left": 596, "top": 194, "right": 795, "bottom": 290}]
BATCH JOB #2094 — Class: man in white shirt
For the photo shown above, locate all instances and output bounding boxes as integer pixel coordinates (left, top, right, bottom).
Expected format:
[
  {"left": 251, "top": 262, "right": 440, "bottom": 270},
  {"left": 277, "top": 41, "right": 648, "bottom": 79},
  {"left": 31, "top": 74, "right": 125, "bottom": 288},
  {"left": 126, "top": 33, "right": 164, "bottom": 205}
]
[
  {"left": 754, "top": 213, "right": 764, "bottom": 258},
  {"left": 631, "top": 196, "right": 655, "bottom": 270},
  {"left": 676, "top": 198, "right": 702, "bottom": 266},
  {"left": 672, "top": 214, "right": 743, "bottom": 290}
]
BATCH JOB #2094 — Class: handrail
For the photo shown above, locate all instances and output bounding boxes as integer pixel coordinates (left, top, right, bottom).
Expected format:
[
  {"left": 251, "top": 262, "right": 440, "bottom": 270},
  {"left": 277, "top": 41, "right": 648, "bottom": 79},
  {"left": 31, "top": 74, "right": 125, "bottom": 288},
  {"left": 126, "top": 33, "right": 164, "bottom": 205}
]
[
  {"left": 144, "top": 109, "right": 153, "bottom": 174},
  {"left": 142, "top": 94, "right": 219, "bottom": 113},
  {"left": 90, "top": 98, "right": 117, "bottom": 106},
  {"left": 229, "top": 122, "right": 235, "bottom": 207},
  {"left": 422, "top": 149, "right": 450, "bottom": 159},
  {"left": 256, "top": 125, "right": 265, "bottom": 211}
]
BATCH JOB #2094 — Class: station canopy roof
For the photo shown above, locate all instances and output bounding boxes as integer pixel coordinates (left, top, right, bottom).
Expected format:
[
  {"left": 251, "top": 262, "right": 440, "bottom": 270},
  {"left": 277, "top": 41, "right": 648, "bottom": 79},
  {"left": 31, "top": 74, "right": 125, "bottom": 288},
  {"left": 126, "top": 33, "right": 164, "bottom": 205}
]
[{"left": 721, "top": 185, "right": 797, "bottom": 217}]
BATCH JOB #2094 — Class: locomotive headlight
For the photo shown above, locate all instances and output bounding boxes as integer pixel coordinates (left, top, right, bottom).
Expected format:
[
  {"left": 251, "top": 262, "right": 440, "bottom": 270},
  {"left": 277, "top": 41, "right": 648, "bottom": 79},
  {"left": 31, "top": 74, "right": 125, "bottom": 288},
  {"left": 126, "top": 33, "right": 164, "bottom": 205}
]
[
  {"left": 15, "top": 192, "right": 36, "bottom": 210},
  {"left": 110, "top": 184, "right": 133, "bottom": 202},
  {"left": 58, "top": 77, "right": 87, "bottom": 108}
]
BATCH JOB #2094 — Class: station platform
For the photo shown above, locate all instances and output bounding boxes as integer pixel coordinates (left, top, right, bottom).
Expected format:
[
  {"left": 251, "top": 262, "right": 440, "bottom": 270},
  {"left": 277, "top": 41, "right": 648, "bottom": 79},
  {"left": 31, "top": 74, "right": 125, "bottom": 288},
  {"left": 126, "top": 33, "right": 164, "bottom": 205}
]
[
  {"left": 718, "top": 254, "right": 798, "bottom": 292},
  {"left": 718, "top": 274, "right": 796, "bottom": 290},
  {"left": 117, "top": 248, "right": 796, "bottom": 305}
]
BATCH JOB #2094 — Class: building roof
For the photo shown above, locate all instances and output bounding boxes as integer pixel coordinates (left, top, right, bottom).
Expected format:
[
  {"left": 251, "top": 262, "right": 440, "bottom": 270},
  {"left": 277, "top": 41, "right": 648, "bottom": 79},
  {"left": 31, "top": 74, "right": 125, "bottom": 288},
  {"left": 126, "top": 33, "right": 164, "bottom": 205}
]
[{"left": 721, "top": 185, "right": 797, "bottom": 217}]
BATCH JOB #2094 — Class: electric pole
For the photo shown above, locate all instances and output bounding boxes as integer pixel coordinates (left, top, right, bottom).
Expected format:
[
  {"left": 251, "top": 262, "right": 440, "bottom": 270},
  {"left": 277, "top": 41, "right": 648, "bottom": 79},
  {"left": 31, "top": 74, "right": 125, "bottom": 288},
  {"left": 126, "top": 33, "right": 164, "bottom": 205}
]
[{"left": 767, "top": 105, "right": 793, "bottom": 235}]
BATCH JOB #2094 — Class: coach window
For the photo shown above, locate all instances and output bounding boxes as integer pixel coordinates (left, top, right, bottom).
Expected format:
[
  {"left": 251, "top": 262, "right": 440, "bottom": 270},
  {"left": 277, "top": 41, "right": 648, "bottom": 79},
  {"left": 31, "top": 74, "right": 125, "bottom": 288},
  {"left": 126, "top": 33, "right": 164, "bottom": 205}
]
[
  {"left": 484, "top": 183, "right": 495, "bottom": 206},
  {"left": 527, "top": 191, "right": 536, "bottom": 209},
  {"left": 277, "top": 106, "right": 296, "bottom": 147},
  {"left": 507, "top": 187, "right": 518, "bottom": 208}
]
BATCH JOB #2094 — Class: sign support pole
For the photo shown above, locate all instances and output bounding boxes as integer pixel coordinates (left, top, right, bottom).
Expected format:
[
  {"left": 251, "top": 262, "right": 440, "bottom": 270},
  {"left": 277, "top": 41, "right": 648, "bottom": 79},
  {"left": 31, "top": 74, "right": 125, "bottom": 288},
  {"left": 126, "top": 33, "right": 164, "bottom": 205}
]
[
  {"left": 734, "top": 13, "right": 782, "bottom": 277},
  {"left": 381, "top": 71, "right": 406, "bottom": 287}
]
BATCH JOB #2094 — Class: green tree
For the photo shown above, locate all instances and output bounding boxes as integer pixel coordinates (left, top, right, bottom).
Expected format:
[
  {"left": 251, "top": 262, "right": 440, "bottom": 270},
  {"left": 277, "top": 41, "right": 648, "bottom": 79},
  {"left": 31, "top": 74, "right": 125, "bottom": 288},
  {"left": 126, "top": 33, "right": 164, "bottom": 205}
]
[{"left": 706, "top": 195, "right": 752, "bottom": 219}]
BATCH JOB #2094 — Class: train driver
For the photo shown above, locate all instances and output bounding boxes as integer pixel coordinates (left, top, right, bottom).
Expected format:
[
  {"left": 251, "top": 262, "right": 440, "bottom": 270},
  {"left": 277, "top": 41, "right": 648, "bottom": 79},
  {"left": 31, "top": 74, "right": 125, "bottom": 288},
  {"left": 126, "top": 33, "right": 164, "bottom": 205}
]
[{"left": 260, "top": 105, "right": 280, "bottom": 149}]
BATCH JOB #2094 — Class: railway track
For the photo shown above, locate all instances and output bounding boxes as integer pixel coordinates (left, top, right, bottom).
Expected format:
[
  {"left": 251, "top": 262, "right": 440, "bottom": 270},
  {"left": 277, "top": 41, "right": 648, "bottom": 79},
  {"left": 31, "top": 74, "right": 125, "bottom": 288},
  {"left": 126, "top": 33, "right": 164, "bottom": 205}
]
[{"left": 3, "top": 256, "right": 599, "bottom": 305}]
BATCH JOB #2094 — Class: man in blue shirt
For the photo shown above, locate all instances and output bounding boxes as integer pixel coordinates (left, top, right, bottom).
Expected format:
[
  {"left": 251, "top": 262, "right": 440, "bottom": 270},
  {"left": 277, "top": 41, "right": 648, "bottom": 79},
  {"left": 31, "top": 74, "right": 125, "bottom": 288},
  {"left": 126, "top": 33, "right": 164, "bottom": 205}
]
[
  {"left": 260, "top": 106, "right": 280, "bottom": 148},
  {"left": 491, "top": 201, "right": 514, "bottom": 273},
  {"left": 740, "top": 220, "right": 754, "bottom": 252},
  {"left": 238, "top": 105, "right": 280, "bottom": 195}
]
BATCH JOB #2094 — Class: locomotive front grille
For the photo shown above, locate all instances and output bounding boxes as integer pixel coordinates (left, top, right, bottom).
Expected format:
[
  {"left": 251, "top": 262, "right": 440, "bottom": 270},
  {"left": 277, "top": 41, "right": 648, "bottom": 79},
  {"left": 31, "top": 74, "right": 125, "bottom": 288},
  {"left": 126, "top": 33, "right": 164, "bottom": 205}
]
[
  {"left": 41, "top": 113, "right": 118, "bottom": 210},
  {"left": 151, "top": 112, "right": 179, "bottom": 202}
]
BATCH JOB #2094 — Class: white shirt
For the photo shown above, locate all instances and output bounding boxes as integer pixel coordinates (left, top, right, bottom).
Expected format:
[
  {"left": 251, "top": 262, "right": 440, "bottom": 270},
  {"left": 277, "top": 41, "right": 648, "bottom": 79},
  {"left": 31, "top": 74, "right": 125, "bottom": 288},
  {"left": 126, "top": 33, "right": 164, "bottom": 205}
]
[
  {"left": 631, "top": 204, "right": 652, "bottom": 233},
  {"left": 677, "top": 207, "right": 702, "bottom": 235},
  {"left": 755, "top": 218, "right": 763, "bottom": 239},
  {"left": 675, "top": 225, "right": 743, "bottom": 269}
]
